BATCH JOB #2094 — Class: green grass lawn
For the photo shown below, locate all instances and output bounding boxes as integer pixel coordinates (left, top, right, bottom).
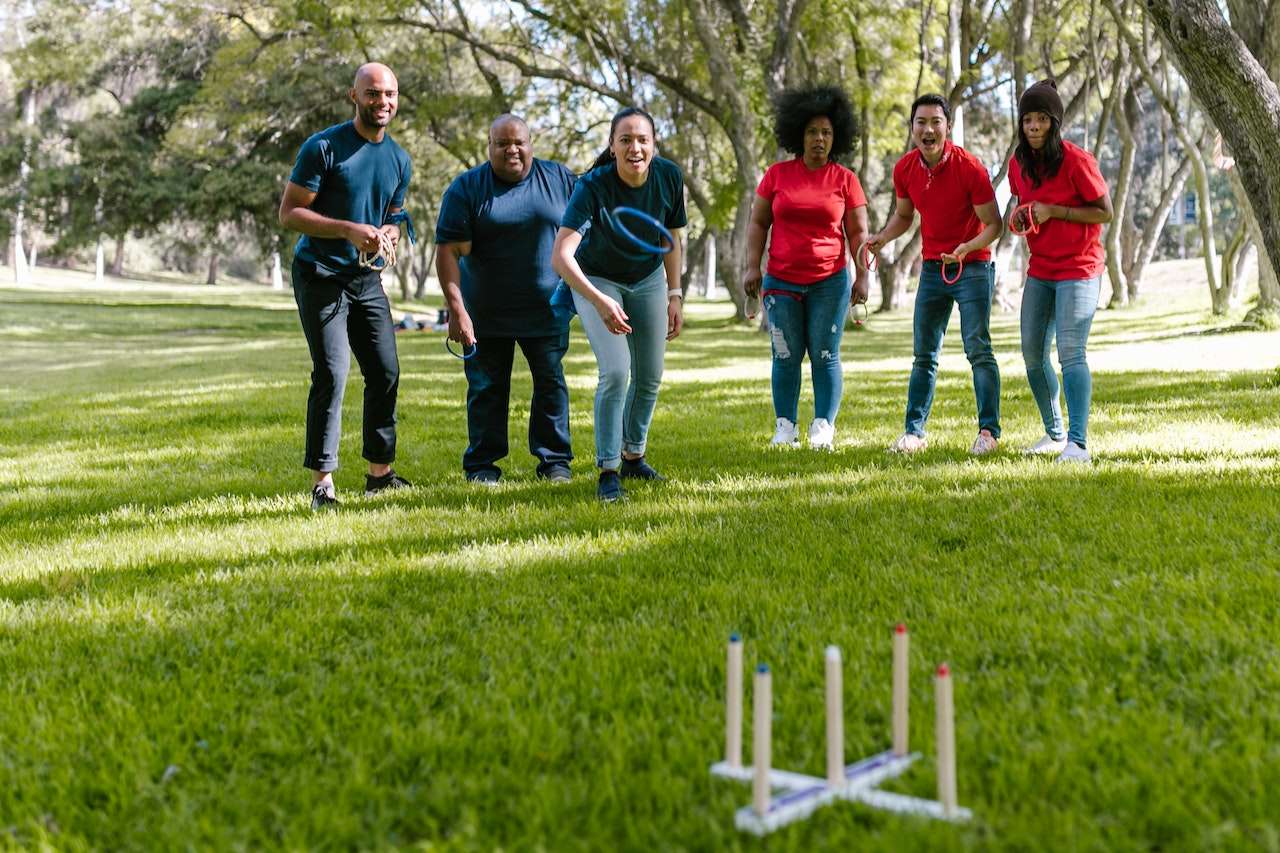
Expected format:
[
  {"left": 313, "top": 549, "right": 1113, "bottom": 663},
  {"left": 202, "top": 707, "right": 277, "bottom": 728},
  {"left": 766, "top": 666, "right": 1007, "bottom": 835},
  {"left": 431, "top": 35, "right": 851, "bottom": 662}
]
[{"left": 2, "top": 265, "right": 1279, "bottom": 850}]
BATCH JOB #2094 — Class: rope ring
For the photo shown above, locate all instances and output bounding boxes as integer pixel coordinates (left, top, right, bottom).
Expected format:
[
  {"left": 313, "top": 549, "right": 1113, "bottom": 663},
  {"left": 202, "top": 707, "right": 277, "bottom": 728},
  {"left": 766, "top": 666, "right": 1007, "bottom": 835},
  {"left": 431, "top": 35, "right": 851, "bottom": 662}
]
[
  {"left": 852, "top": 301, "right": 869, "bottom": 327},
  {"left": 608, "top": 206, "right": 673, "bottom": 255},
  {"left": 855, "top": 242, "right": 879, "bottom": 272},
  {"left": 445, "top": 339, "right": 477, "bottom": 360},
  {"left": 941, "top": 258, "right": 963, "bottom": 285},
  {"left": 1009, "top": 202, "right": 1040, "bottom": 237}
]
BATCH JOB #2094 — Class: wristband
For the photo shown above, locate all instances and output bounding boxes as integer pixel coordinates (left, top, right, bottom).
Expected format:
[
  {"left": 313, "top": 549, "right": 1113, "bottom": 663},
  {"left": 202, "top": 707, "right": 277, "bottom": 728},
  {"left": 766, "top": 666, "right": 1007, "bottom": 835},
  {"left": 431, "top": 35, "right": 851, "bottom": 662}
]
[{"left": 668, "top": 289, "right": 684, "bottom": 300}]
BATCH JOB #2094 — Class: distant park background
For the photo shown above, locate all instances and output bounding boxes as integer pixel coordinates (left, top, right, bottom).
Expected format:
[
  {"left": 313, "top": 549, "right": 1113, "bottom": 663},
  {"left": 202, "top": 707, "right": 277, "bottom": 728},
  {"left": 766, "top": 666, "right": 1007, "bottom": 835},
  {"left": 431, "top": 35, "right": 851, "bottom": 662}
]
[{"left": 1, "top": 0, "right": 1279, "bottom": 326}]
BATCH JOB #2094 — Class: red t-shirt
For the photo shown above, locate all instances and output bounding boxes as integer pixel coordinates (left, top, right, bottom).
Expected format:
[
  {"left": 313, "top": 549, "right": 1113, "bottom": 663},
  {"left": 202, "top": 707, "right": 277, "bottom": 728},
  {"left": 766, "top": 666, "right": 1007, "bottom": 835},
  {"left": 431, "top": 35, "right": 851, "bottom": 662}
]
[
  {"left": 892, "top": 141, "right": 995, "bottom": 262},
  {"left": 757, "top": 158, "right": 867, "bottom": 285},
  {"left": 1008, "top": 140, "right": 1109, "bottom": 281}
]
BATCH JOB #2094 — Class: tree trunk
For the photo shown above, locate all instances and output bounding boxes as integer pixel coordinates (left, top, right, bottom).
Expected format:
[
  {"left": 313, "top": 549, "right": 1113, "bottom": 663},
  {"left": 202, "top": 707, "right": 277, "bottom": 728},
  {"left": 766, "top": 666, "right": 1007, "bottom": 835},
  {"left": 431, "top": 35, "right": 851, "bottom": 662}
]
[
  {"left": 206, "top": 252, "right": 219, "bottom": 285},
  {"left": 12, "top": 86, "right": 35, "bottom": 285},
  {"left": 683, "top": 229, "right": 711, "bottom": 298},
  {"left": 1226, "top": 165, "right": 1280, "bottom": 324},
  {"left": 1140, "top": 0, "right": 1280, "bottom": 314},
  {"left": 1220, "top": 223, "right": 1247, "bottom": 306},
  {"left": 396, "top": 253, "right": 411, "bottom": 301},
  {"left": 877, "top": 228, "right": 921, "bottom": 312},
  {"left": 414, "top": 242, "right": 436, "bottom": 301},
  {"left": 1125, "top": 154, "right": 1191, "bottom": 297},
  {"left": 947, "top": 0, "right": 965, "bottom": 146},
  {"left": 111, "top": 235, "right": 125, "bottom": 277},
  {"left": 1105, "top": 80, "right": 1137, "bottom": 308}
]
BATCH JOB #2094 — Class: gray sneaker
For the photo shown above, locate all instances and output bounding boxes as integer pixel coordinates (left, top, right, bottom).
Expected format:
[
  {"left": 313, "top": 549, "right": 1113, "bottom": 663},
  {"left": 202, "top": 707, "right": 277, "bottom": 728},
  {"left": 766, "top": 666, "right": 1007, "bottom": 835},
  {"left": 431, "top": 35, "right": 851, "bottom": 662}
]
[{"left": 1056, "top": 442, "right": 1092, "bottom": 464}]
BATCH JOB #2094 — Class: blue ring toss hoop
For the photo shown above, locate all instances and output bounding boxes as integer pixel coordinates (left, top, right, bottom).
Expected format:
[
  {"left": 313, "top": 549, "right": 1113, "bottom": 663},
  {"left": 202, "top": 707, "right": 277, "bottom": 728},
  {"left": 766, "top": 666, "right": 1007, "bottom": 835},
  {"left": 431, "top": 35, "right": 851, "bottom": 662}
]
[
  {"left": 445, "top": 339, "right": 477, "bottom": 360},
  {"left": 609, "top": 206, "right": 674, "bottom": 255}
]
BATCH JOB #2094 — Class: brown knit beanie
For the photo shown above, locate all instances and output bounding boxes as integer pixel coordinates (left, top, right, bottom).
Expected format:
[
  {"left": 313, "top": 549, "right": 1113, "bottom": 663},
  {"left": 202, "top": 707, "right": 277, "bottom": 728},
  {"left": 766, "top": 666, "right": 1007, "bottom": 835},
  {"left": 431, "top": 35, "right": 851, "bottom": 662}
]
[{"left": 1019, "top": 79, "right": 1064, "bottom": 124}]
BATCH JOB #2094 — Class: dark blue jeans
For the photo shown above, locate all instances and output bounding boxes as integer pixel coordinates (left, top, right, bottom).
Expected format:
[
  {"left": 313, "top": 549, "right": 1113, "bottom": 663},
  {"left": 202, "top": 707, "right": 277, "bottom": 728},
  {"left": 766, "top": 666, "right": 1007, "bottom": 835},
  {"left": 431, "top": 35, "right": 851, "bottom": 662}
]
[
  {"left": 292, "top": 258, "right": 399, "bottom": 473},
  {"left": 904, "top": 260, "right": 1001, "bottom": 438},
  {"left": 763, "top": 269, "right": 852, "bottom": 424},
  {"left": 463, "top": 333, "right": 572, "bottom": 476}
]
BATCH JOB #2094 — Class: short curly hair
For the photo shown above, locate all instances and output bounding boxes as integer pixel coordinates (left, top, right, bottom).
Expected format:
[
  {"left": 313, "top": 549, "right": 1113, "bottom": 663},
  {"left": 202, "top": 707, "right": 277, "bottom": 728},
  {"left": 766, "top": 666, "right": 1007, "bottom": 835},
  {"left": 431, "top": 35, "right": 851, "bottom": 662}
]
[{"left": 771, "top": 85, "right": 858, "bottom": 160}]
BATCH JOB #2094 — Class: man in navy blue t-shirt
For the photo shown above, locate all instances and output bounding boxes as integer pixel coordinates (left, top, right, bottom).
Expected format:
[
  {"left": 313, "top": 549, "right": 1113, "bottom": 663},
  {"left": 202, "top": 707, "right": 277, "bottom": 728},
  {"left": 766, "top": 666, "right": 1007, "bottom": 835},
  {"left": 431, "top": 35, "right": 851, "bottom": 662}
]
[
  {"left": 279, "top": 62, "right": 413, "bottom": 510},
  {"left": 435, "top": 114, "right": 577, "bottom": 484}
]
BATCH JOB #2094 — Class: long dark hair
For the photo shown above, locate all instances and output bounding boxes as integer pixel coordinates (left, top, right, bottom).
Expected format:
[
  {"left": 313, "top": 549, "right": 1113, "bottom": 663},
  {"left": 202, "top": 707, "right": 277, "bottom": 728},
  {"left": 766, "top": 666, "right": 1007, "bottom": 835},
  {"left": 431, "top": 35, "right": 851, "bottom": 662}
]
[
  {"left": 591, "top": 106, "right": 657, "bottom": 169},
  {"left": 1015, "top": 115, "right": 1065, "bottom": 188}
]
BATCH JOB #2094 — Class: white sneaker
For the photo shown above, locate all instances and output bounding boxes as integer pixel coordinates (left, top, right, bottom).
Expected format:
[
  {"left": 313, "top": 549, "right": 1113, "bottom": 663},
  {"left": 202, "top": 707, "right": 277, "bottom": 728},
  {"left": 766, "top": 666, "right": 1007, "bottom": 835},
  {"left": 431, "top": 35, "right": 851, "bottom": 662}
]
[
  {"left": 771, "top": 417, "right": 800, "bottom": 448},
  {"left": 808, "top": 418, "right": 835, "bottom": 451},
  {"left": 889, "top": 432, "right": 927, "bottom": 454},
  {"left": 1025, "top": 434, "right": 1068, "bottom": 456},
  {"left": 969, "top": 431, "right": 999, "bottom": 456},
  {"left": 1056, "top": 442, "right": 1091, "bottom": 463}
]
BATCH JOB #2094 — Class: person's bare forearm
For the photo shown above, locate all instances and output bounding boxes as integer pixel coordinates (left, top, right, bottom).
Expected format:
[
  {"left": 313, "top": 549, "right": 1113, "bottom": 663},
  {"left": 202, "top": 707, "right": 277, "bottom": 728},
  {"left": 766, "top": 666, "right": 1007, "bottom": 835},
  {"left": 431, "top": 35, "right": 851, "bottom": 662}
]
[
  {"left": 1053, "top": 203, "right": 1112, "bottom": 225},
  {"left": 874, "top": 211, "right": 914, "bottom": 244},
  {"left": 435, "top": 249, "right": 467, "bottom": 312},
  {"left": 663, "top": 232, "right": 683, "bottom": 293},
  {"left": 744, "top": 221, "right": 767, "bottom": 272},
  {"left": 280, "top": 207, "right": 356, "bottom": 242}
]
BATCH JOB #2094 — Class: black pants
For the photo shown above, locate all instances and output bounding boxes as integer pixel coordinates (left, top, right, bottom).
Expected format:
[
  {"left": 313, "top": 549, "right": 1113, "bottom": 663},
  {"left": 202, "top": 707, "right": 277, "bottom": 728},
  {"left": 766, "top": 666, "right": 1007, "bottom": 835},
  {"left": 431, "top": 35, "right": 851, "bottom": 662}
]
[
  {"left": 292, "top": 258, "right": 399, "bottom": 472},
  {"left": 463, "top": 333, "right": 572, "bottom": 476}
]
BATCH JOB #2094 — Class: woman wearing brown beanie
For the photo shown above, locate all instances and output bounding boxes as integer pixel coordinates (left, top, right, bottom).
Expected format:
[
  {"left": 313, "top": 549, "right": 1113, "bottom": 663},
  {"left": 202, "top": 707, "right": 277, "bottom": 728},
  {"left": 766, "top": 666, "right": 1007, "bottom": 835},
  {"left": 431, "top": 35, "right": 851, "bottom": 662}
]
[{"left": 1007, "top": 79, "right": 1113, "bottom": 464}]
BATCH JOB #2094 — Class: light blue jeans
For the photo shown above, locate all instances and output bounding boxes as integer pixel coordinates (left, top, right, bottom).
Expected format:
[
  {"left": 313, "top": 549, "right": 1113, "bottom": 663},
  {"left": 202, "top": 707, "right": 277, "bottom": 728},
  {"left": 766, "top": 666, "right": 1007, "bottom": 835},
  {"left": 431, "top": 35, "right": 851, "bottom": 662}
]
[
  {"left": 763, "top": 269, "right": 852, "bottom": 424},
  {"left": 1021, "top": 275, "right": 1100, "bottom": 448},
  {"left": 572, "top": 265, "right": 668, "bottom": 470}
]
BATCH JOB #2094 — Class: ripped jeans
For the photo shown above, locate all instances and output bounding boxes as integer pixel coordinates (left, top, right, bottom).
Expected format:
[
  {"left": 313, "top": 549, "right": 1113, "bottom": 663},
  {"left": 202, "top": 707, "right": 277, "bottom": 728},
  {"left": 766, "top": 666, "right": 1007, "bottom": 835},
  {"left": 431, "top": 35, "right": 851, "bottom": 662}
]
[{"left": 763, "top": 269, "right": 852, "bottom": 425}]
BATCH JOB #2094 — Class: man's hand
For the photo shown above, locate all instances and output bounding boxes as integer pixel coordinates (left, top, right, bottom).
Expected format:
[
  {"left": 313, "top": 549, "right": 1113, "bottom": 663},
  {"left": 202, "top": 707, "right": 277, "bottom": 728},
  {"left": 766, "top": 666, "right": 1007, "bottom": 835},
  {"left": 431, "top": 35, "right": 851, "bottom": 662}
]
[
  {"left": 346, "top": 223, "right": 384, "bottom": 253},
  {"left": 448, "top": 306, "right": 476, "bottom": 348}
]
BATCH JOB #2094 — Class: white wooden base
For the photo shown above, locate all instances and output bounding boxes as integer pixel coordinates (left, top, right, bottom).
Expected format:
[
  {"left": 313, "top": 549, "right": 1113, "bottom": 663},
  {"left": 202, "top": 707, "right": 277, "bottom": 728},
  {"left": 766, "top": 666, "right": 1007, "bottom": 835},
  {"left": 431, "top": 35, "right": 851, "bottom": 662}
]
[{"left": 711, "top": 749, "right": 971, "bottom": 835}]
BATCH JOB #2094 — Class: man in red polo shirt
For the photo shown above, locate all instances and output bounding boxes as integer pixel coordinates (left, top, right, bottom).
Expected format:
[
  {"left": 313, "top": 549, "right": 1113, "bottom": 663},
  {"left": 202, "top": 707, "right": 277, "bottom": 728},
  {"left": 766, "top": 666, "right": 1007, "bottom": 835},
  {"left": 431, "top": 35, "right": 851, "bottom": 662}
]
[{"left": 867, "top": 93, "right": 1004, "bottom": 456}]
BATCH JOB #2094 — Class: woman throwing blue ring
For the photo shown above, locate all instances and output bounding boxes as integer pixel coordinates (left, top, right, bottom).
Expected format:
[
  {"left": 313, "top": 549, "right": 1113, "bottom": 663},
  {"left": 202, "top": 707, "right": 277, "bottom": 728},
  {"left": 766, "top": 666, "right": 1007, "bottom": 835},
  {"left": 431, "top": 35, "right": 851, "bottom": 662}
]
[{"left": 552, "top": 106, "right": 687, "bottom": 502}]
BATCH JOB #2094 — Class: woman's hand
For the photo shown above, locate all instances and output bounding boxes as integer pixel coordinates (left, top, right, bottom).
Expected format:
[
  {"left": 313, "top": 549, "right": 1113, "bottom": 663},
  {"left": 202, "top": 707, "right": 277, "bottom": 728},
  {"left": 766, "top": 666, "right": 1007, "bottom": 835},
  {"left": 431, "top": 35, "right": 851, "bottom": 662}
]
[
  {"left": 594, "top": 294, "right": 632, "bottom": 335},
  {"left": 851, "top": 276, "right": 870, "bottom": 306},
  {"left": 667, "top": 296, "right": 683, "bottom": 340}
]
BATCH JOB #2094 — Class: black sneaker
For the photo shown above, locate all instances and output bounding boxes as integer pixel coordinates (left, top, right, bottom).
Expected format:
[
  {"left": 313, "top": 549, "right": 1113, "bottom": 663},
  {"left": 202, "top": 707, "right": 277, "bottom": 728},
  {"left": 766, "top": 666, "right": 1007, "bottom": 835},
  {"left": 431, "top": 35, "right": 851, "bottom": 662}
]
[
  {"left": 365, "top": 469, "right": 412, "bottom": 496},
  {"left": 310, "top": 483, "right": 339, "bottom": 511},
  {"left": 466, "top": 469, "right": 501, "bottom": 486},
  {"left": 597, "top": 470, "right": 625, "bottom": 502},
  {"left": 537, "top": 462, "right": 572, "bottom": 484},
  {"left": 620, "top": 456, "right": 664, "bottom": 481}
]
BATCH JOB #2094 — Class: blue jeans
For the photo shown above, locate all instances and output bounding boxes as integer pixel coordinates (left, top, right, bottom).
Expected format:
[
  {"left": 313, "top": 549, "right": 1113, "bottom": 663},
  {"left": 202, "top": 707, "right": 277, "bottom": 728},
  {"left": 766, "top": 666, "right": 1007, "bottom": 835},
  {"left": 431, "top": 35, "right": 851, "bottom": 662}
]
[
  {"left": 462, "top": 333, "right": 573, "bottom": 477},
  {"left": 571, "top": 265, "right": 668, "bottom": 470},
  {"left": 763, "top": 269, "right": 852, "bottom": 424},
  {"left": 1021, "top": 275, "right": 1100, "bottom": 448},
  {"left": 904, "top": 260, "right": 1000, "bottom": 438}
]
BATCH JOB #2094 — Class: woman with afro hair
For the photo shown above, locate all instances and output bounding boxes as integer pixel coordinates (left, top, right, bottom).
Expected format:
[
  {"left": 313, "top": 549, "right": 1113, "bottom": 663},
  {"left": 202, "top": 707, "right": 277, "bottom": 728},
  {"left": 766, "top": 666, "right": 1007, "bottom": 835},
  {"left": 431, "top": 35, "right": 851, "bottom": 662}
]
[{"left": 743, "top": 84, "right": 870, "bottom": 451}]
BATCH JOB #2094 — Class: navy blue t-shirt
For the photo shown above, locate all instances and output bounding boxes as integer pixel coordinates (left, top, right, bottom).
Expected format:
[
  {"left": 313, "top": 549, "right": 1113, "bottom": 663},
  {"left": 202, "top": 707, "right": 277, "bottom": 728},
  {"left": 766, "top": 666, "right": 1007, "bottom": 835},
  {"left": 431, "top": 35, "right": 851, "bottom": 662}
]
[
  {"left": 561, "top": 157, "right": 687, "bottom": 284},
  {"left": 434, "top": 159, "right": 576, "bottom": 338},
  {"left": 289, "top": 121, "right": 412, "bottom": 274}
]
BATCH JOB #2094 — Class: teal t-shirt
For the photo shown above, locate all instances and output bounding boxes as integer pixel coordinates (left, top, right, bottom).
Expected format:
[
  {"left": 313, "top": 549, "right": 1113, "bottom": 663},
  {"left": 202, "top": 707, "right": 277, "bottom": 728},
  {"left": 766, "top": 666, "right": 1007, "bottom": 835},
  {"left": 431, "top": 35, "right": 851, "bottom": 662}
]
[
  {"left": 289, "top": 121, "right": 412, "bottom": 274},
  {"left": 560, "top": 157, "right": 687, "bottom": 284}
]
